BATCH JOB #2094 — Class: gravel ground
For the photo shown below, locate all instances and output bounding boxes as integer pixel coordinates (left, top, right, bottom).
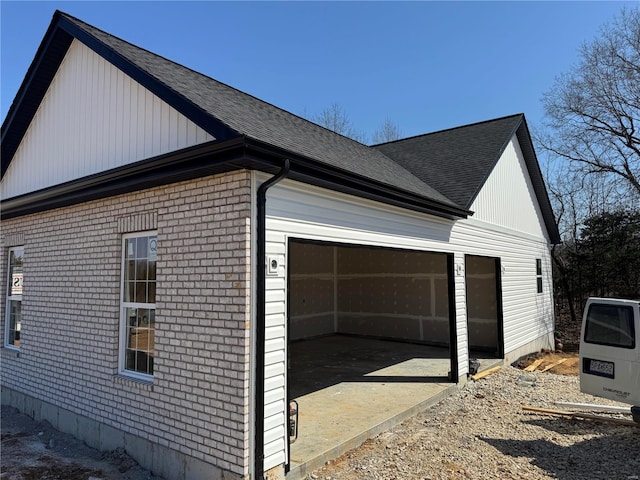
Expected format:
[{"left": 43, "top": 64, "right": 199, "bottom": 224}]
[
  {"left": 305, "top": 365, "right": 640, "bottom": 480},
  {"left": 2, "top": 363, "right": 638, "bottom": 480}
]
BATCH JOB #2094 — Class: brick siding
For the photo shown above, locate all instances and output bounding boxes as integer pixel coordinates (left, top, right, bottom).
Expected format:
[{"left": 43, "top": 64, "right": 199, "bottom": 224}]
[{"left": 0, "top": 171, "right": 252, "bottom": 476}]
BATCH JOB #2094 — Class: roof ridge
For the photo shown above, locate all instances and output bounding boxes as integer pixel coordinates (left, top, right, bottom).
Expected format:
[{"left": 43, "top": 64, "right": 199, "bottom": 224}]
[
  {"left": 56, "top": 11, "right": 462, "bottom": 207},
  {"left": 56, "top": 10, "right": 372, "bottom": 149},
  {"left": 3, "top": 10, "right": 466, "bottom": 215},
  {"left": 373, "top": 113, "right": 524, "bottom": 146}
]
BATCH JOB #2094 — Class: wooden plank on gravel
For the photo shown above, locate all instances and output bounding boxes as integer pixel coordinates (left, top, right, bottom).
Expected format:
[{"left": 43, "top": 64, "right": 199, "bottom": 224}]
[
  {"left": 524, "top": 359, "right": 544, "bottom": 372},
  {"left": 540, "top": 358, "right": 567, "bottom": 373},
  {"left": 554, "top": 402, "right": 632, "bottom": 414},
  {"left": 522, "top": 406, "right": 639, "bottom": 427},
  {"left": 471, "top": 366, "right": 501, "bottom": 381}
]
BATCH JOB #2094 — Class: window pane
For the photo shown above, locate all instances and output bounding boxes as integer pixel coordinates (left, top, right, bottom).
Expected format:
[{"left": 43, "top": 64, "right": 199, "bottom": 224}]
[
  {"left": 8, "top": 300, "right": 21, "bottom": 346},
  {"left": 536, "top": 259, "right": 542, "bottom": 276},
  {"left": 137, "top": 328, "right": 149, "bottom": 352},
  {"left": 137, "top": 237, "right": 148, "bottom": 259},
  {"left": 128, "top": 327, "right": 138, "bottom": 349},
  {"left": 136, "top": 261, "right": 148, "bottom": 281},
  {"left": 125, "top": 260, "right": 136, "bottom": 283},
  {"left": 135, "top": 282, "right": 147, "bottom": 303},
  {"left": 148, "top": 261, "right": 156, "bottom": 281},
  {"left": 148, "top": 282, "right": 156, "bottom": 304},
  {"left": 136, "top": 351, "right": 149, "bottom": 374},
  {"left": 148, "top": 237, "right": 158, "bottom": 261},
  {"left": 125, "top": 349, "right": 136, "bottom": 370},
  {"left": 537, "top": 277, "right": 543, "bottom": 294},
  {"left": 123, "top": 306, "right": 155, "bottom": 375},
  {"left": 9, "top": 248, "right": 24, "bottom": 297},
  {"left": 585, "top": 304, "right": 635, "bottom": 348},
  {"left": 125, "top": 239, "right": 136, "bottom": 259}
]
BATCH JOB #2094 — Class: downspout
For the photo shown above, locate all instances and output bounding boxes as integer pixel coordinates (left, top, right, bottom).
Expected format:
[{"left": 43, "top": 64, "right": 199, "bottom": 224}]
[{"left": 255, "top": 159, "right": 290, "bottom": 480}]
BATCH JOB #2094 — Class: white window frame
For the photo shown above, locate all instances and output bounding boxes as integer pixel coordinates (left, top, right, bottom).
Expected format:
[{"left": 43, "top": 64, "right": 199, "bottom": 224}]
[
  {"left": 119, "top": 231, "right": 157, "bottom": 381},
  {"left": 5, "top": 246, "right": 24, "bottom": 350}
]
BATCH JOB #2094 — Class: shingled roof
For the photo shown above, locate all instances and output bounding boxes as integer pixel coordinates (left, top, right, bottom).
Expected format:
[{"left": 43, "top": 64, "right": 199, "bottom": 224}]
[
  {"left": 374, "top": 115, "right": 521, "bottom": 208},
  {"left": 1, "top": 11, "right": 464, "bottom": 218},
  {"left": 1, "top": 10, "right": 560, "bottom": 242},
  {"left": 374, "top": 114, "right": 561, "bottom": 242}
]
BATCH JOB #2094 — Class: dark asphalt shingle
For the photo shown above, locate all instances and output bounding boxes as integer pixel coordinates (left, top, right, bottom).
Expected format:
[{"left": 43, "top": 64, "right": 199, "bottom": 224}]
[
  {"left": 374, "top": 115, "right": 523, "bottom": 209},
  {"left": 60, "top": 12, "right": 456, "bottom": 207},
  {"left": 2, "top": 11, "right": 560, "bottom": 242}
]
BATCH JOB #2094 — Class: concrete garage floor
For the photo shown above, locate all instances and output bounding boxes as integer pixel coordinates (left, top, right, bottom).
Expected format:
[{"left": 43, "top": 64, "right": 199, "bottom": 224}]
[{"left": 286, "top": 335, "right": 501, "bottom": 479}]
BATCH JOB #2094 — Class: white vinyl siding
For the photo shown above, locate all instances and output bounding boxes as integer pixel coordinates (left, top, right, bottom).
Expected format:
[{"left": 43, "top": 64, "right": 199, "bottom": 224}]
[
  {"left": 451, "top": 219, "right": 554, "bottom": 354},
  {"left": 263, "top": 229, "right": 288, "bottom": 468},
  {"left": 259, "top": 171, "right": 554, "bottom": 471},
  {"left": 469, "top": 137, "right": 549, "bottom": 241},
  {"left": 1, "top": 40, "right": 214, "bottom": 200},
  {"left": 261, "top": 179, "right": 455, "bottom": 471}
]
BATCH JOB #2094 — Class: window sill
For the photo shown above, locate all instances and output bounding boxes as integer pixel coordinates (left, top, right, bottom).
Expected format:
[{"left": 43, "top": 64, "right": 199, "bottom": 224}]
[
  {"left": 1, "top": 346, "right": 21, "bottom": 358},
  {"left": 113, "top": 374, "right": 154, "bottom": 391}
]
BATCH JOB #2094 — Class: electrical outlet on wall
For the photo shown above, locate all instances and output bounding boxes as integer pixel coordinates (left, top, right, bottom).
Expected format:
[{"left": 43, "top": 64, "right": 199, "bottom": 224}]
[{"left": 267, "top": 255, "right": 279, "bottom": 275}]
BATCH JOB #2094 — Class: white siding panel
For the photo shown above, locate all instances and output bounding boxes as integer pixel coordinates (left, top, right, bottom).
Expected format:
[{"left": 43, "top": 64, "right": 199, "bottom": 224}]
[
  {"left": 260, "top": 175, "right": 554, "bottom": 471},
  {"left": 454, "top": 252, "right": 469, "bottom": 372},
  {"left": 267, "top": 182, "right": 454, "bottom": 245},
  {"left": 470, "top": 138, "right": 548, "bottom": 240},
  {"left": 1, "top": 39, "right": 215, "bottom": 200},
  {"left": 451, "top": 219, "right": 554, "bottom": 354},
  {"left": 263, "top": 221, "right": 289, "bottom": 471}
]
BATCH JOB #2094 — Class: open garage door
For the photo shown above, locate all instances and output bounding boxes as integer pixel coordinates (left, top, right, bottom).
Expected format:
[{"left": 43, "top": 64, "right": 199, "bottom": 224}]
[
  {"left": 464, "top": 255, "right": 504, "bottom": 359},
  {"left": 285, "top": 239, "right": 457, "bottom": 474}
]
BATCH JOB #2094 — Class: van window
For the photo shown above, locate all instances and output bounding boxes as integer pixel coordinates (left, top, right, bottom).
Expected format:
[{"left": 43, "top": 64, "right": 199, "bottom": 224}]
[{"left": 584, "top": 304, "right": 635, "bottom": 349}]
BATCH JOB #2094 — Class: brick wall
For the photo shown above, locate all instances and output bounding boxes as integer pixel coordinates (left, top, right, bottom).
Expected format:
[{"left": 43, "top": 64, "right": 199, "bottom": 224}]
[{"left": 0, "top": 171, "right": 252, "bottom": 476}]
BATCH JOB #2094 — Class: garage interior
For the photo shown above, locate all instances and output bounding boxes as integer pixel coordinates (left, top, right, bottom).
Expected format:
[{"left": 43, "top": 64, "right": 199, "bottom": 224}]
[
  {"left": 465, "top": 255, "right": 504, "bottom": 359},
  {"left": 285, "top": 241, "right": 501, "bottom": 477}
]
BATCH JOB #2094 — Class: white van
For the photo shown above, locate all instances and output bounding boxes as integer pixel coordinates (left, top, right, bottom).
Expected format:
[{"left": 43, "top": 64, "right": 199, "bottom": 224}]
[{"left": 579, "top": 298, "right": 639, "bottom": 415}]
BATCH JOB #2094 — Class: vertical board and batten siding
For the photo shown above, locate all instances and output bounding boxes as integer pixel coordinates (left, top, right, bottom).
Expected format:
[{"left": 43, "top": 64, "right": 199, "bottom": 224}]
[
  {"left": 460, "top": 134, "right": 553, "bottom": 353},
  {"left": 1, "top": 39, "right": 215, "bottom": 200},
  {"left": 258, "top": 131, "right": 555, "bottom": 471},
  {"left": 469, "top": 137, "right": 549, "bottom": 240}
]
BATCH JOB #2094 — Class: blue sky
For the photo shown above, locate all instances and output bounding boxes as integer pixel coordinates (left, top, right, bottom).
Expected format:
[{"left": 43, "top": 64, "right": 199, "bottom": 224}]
[{"left": 1, "top": 1, "right": 636, "bottom": 143}]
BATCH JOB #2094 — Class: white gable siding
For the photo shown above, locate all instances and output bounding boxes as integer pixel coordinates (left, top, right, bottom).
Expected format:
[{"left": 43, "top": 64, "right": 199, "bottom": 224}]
[
  {"left": 1, "top": 39, "right": 214, "bottom": 200},
  {"left": 469, "top": 137, "right": 549, "bottom": 241},
  {"left": 259, "top": 176, "right": 554, "bottom": 472}
]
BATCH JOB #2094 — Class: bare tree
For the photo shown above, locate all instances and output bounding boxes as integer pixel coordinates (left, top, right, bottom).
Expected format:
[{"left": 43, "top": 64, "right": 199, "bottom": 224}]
[
  {"left": 371, "top": 117, "right": 403, "bottom": 144},
  {"left": 312, "top": 103, "right": 368, "bottom": 143},
  {"left": 539, "top": 7, "right": 640, "bottom": 199}
]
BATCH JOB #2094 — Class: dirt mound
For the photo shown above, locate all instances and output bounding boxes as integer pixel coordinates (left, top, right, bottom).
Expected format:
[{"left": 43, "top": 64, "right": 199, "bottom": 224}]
[{"left": 514, "top": 351, "right": 579, "bottom": 376}]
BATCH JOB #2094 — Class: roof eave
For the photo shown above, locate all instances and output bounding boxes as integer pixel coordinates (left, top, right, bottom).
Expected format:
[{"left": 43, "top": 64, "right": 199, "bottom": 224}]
[
  {"left": 243, "top": 138, "right": 471, "bottom": 220},
  {"left": 1, "top": 136, "right": 471, "bottom": 221},
  {"left": 1, "top": 12, "right": 73, "bottom": 178}
]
